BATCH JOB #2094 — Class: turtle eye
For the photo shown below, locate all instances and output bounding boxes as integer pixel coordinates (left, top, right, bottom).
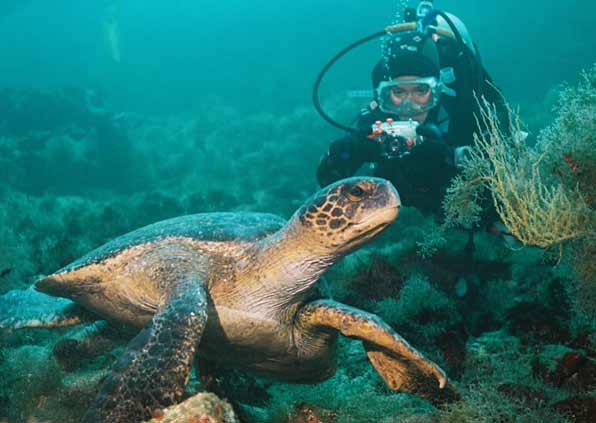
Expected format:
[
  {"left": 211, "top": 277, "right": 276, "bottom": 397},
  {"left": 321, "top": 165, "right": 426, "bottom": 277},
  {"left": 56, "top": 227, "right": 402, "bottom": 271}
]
[{"left": 347, "top": 184, "right": 366, "bottom": 201}]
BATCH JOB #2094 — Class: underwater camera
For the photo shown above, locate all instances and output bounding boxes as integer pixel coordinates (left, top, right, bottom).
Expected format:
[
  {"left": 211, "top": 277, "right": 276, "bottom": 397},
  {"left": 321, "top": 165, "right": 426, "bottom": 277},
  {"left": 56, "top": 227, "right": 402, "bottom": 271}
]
[{"left": 368, "top": 119, "right": 422, "bottom": 159}]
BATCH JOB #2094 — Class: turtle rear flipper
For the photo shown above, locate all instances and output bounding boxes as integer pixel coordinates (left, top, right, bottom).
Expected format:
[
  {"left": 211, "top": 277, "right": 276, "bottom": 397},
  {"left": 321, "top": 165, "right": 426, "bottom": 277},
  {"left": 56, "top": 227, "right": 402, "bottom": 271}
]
[
  {"left": 0, "top": 287, "right": 95, "bottom": 330},
  {"left": 82, "top": 275, "right": 208, "bottom": 423},
  {"left": 296, "top": 299, "right": 460, "bottom": 406},
  {"left": 364, "top": 343, "right": 460, "bottom": 405}
]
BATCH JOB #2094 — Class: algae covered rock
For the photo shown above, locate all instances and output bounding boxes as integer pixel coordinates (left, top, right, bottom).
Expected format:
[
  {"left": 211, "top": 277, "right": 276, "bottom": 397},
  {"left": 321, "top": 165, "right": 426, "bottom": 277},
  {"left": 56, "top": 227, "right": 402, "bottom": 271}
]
[{"left": 143, "top": 392, "right": 238, "bottom": 423}]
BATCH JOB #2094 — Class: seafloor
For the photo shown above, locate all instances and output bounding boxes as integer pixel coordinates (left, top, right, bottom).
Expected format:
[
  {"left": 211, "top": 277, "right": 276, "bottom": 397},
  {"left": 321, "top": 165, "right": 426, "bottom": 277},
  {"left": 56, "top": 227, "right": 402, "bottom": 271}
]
[{"left": 0, "top": 86, "right": 594, "bottom": 423}]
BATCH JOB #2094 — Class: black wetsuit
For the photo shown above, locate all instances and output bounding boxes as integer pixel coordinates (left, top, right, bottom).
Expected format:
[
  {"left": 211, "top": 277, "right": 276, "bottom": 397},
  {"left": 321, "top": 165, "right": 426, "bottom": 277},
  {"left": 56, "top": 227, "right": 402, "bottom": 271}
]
[
  {"left": 316, "top": 105, "right": 457, "bottom": 213},
  {"left": 316, "top": 55, "right": 508, "bottom": 215}
]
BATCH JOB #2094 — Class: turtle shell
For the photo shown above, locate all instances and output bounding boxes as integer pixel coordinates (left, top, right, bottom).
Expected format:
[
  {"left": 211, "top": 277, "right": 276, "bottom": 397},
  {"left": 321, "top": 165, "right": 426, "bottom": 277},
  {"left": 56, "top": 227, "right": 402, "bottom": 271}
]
[{"left": 52, "top": 212, "right": 285, "bottom": 276}]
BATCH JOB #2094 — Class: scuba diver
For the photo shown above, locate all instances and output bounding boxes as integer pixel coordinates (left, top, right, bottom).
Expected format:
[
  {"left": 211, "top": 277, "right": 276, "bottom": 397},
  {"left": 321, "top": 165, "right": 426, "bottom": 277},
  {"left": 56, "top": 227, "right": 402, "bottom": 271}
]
[{"left": 314, "top": 0, "right": 510, "bottom": 215}]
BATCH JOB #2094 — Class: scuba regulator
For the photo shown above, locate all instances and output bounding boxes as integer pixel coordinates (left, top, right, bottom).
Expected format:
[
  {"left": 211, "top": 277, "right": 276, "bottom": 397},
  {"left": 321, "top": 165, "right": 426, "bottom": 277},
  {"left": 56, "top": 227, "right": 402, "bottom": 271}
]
[{"left": 312, "top": 0, "right": 485, "bottom": 149}]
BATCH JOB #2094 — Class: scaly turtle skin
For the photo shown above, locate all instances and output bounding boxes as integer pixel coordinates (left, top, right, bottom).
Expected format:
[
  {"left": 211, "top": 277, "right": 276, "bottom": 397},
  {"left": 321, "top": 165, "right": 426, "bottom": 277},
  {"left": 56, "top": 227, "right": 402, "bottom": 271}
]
[{"left": 0, "top": 177, "right": 459, "bottom": 422}]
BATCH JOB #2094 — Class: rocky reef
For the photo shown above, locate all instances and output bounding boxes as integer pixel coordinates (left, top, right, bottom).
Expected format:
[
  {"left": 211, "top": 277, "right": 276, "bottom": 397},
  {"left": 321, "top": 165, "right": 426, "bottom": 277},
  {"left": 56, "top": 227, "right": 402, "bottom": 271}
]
[{"left": 1, "top": 66, "right": 595, "bottom": 422}]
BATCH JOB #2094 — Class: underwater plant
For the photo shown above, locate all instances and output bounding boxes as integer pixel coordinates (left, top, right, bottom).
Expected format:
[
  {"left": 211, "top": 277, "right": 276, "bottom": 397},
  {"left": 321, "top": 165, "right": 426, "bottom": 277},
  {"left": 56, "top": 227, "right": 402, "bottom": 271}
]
[{"left": 442, "top": 64, "right": 596, "bottom": 314}]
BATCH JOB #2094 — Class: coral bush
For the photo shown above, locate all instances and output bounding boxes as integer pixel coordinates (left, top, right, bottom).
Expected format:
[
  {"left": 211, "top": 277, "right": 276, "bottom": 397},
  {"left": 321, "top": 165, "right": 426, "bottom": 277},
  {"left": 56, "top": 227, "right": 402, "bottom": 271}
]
[
  {"left": 443, "top": 98, "right": 591, "bottom": 246},
  {"left": 416, "top": 220, "right": 447, "bottom": 258},
  {"left": 374, "top": 274, "right": 460, "bottom": 359},
  {"left": 443, "top": 64, "right": 596, "bottom": 314}
]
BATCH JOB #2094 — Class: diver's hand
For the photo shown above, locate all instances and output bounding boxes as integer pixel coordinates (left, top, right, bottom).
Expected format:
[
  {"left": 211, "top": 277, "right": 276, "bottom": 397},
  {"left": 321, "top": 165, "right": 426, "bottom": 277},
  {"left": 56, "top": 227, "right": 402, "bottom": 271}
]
[
  {"left": 416, "top": 123, "right": 442, "bottom": 141},
  {"left": 328, "top": 135, "right": 383, "bottom": 162},
  {"left": 413, "top": 124, "right": 449, "bottom": 156},
  {"left": 328, "top": 138, "right": 354, "bottom": 162}
]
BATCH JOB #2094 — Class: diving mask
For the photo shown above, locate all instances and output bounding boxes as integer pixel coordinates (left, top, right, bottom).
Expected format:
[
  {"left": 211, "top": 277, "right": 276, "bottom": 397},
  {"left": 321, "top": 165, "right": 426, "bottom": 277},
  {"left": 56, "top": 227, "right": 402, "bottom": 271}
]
[{"left": 376, "top": 69, "right": 456, "bottom": 117}]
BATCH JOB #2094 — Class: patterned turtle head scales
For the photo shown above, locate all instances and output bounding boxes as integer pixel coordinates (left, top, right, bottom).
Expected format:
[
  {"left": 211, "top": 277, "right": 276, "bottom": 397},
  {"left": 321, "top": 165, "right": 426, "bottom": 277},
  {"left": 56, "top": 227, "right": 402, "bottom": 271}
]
[{"left": 294, "top": 177, "right": 400, "bottom": 255}]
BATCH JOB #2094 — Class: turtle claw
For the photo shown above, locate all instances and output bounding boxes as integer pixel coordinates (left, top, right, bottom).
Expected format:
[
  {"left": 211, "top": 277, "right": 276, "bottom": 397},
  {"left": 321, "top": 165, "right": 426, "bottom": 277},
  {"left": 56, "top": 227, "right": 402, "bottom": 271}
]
[{"left": 365, "top": 342, "right": 460, "bottom": 406}]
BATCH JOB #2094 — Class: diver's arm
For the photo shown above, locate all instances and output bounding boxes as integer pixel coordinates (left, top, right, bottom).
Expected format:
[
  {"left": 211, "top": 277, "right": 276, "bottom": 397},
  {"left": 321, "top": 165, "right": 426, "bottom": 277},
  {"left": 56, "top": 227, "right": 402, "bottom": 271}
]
[
  {"left": 414, "top": 123, "right": 456, "bottom": 168},
  {"left": 316, "top": 109, "right": 383, "bottom": 187},
  {"left": 316, "top": 135, "right": 377, "bottom": 187}
]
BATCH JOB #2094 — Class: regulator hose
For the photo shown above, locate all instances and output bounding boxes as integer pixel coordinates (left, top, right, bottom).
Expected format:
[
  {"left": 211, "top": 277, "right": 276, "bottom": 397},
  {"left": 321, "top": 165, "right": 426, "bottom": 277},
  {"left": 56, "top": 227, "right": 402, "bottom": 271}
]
[{"left": 312, "top": 30, "right": 386, "bottom": 133}]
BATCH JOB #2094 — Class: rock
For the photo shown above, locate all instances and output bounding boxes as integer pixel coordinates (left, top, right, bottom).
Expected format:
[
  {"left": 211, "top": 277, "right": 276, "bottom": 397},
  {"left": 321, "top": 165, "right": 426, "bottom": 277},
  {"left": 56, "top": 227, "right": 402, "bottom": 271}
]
[
  {"left": 552, "top": 352, "right": 596, "bottom": 392},
  {"left": 505, "top": 301, "right": 570, "bottom": 344},
  {"left": 552, "top": 396, "right": 596, "bottom": 423},
  {"left": 143, "top": 393, "right": 238, "bottom": 423},
  {"left": 436, "top": 322, "right": 468, "bottom": 377},
  {"left": 291, "top": 402, "right": 337, "bottom": 423},
  {"left": 52, "top": 334, "right": 118, "bottom": 372},
  {"left": 497, "top": 383, "right": 546, "bottom": 407},
  {"left": 347, "top": 255, "right": 404, "bottom": 302}
]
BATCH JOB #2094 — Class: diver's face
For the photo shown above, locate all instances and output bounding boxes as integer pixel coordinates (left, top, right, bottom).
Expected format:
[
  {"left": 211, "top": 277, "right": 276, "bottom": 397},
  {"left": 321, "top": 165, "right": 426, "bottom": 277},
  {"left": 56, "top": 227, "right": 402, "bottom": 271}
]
[{"left": 389, "top": 75, "right": 432, "bottom": 122}]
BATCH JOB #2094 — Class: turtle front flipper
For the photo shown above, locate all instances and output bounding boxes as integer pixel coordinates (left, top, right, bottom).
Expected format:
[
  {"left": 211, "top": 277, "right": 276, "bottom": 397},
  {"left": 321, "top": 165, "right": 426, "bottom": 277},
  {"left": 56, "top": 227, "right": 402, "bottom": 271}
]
[
  {"left": 296, "top": 299, "right": 460, "bottom": 405},
  {"left": 82, "top": 276, "right": 208, "bottom": 423}
]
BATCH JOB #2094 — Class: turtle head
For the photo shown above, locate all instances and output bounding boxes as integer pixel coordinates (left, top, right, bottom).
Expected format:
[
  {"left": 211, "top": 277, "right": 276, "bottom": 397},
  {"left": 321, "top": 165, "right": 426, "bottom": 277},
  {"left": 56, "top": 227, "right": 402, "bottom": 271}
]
[{"left": 295, "top": 177, "right": 400, "bottom": 254}]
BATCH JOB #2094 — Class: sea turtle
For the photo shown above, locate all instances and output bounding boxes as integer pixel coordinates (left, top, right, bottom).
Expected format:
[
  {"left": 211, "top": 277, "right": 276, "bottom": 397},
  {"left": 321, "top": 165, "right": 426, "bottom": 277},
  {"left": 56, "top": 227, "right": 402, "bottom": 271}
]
[{"left": 0, "top": 177, "right": 459, "bottom": 422}]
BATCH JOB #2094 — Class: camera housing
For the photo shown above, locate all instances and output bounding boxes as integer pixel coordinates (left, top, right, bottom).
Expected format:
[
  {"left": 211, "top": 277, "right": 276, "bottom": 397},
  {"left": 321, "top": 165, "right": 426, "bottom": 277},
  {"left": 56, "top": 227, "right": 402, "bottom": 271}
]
[{"left": 368, "top": 119, "right": 423, "bottom": 159}]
